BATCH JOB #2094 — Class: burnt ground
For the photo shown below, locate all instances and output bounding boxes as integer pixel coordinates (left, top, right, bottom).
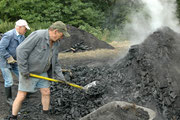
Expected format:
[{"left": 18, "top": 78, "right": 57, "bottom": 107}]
[{"left": 1, "top": 27, "right": 180, "bottom": 120}]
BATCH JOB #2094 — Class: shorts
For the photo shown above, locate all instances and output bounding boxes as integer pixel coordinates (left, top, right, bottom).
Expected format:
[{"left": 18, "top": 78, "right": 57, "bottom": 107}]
[{"left": 18, "top": 72, "right": 50, "bottom": 93}]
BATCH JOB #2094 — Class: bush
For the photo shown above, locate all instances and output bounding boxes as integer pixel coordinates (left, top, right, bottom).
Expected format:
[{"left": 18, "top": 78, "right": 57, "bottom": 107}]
[
  {"left": 79, "top": 23, "right": 103, "bottom": 40},
  {"left": 25, "top": 22, "right": 51, "bottom": 36},
  {"left": 79, "top": 24, "right": 127, "bottom": 42},
  {"left": 0, "top": 0, "right": 104, "bottom": 28},
  {"left": 0, "top": 21, "right": 14, "bottom": 33},
  {"left": 0, "top": 21, "right": 51, "bottom": 36}
]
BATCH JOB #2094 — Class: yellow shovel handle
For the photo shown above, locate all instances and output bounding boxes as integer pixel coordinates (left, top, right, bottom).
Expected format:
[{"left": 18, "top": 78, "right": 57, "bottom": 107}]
[{"left": 29, "top": 73, "right": 84, "bottom": 90}]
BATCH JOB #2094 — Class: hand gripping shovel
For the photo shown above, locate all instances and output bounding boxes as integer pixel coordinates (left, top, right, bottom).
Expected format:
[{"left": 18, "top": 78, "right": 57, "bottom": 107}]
[{"left": 29, "top": 73, "right": 97, "bottom": 91}]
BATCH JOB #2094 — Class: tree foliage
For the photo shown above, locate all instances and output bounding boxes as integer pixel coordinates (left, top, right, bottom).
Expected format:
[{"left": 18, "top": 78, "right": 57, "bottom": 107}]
[
  {"left": 0, "top": 0, "right": 104, "bottom": 27},
  {"left": 0, "top": 0, "right": 144, "bottom": 41},
  {"left": 176, "top": 0, "right": 180, "bottom": 19}
]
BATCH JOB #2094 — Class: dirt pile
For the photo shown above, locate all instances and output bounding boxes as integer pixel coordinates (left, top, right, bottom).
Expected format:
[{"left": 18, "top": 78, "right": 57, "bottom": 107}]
[{"left": 59, "top": 25, "right": 114, "bottom": 52}]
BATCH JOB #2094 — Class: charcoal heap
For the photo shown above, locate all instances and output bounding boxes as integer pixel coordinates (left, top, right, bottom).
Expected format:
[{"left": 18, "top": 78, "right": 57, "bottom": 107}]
[
  {"left": 49, "top": 66, "right": 108, "bottom": 119},
  {"left": 51, "top": 27, "right": 180, "bottom": 120},
  {"left": 110, "top": 27, "right": 180, "bottom": 119},
  {"left": 18, "top": 27, "right": 180, "bottom": 120},
  {"left": 62, "top": 41, "right": 92, "bottom": 53},
  {"left": 59, "top": 25, "right": 114, "bottom": 52},
  {"left": 18, "top": 66, "right": 109, "bottom": 120}
]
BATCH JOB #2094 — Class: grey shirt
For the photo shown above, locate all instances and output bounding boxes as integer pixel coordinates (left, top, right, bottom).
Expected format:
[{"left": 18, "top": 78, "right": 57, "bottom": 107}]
[{"left": 16, "top": 29, "right": 65, "bottom": 80}]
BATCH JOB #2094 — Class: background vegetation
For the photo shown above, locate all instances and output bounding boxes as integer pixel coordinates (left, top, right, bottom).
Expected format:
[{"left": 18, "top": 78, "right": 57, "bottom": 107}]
[{"left": 0, "top": 0, "right": 180, "bottom": 42}]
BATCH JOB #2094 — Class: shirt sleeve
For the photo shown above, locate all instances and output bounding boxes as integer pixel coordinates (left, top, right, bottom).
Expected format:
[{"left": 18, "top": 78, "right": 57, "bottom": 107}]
[
  {"left": 0, "top": 35, "right": 11, "bottom": 59},
  {"left": 54, "top": 50, "right": 65, "bottom": 80}
]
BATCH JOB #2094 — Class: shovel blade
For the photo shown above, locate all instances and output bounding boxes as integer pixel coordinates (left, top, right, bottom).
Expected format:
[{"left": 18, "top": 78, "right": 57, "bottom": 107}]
[{"left": 84, "top": 81, "right": 98, "bottom": 90}]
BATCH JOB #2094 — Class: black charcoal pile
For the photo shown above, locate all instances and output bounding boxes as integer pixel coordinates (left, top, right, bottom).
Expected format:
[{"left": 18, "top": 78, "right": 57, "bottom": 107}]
[
  {"left": 50, "top": 27, "right": 180, "bottom": 120},
  {"left": 18, "top": 66, "right": 110, "bottom": 120},
  {"left": 110, "top": 27, "right": 180, "bottom": 120},
  {"left": 59, "top": 25, "right": 114, "bottom": 52},
  {"left": 50, "top": 66, "right": 108, "bottom": 120},
  {"left": 62, "top": 41, "right": 92, "bottom": 53},
  {"left": 18, "top": 27, "right": 180, "bottom": 120}
]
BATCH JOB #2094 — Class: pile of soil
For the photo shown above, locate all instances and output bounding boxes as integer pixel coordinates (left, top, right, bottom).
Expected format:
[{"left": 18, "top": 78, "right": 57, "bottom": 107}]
[
  {"left": 59, "top": 25, "right": 114, "bottom": 52},
  {"left": 2, "top": 27, "right": 180, "bottom": 120}
]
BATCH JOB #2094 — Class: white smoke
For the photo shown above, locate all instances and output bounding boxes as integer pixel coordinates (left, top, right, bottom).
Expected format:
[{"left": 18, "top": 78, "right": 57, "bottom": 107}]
[{"left": 124, "top": 0, "right": 180, "bottom": 45}]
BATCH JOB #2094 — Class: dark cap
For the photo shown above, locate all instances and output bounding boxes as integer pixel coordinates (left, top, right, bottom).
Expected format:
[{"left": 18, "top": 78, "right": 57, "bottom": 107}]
[{"left": 50, "top": 21, "right": 70, "bottom": 37}]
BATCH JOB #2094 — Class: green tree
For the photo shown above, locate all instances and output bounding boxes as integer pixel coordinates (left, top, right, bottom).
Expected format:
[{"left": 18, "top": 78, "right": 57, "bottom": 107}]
[
  {"left": 176, "top": 0, "right": 180, "bottom": 20},
  {"left": 104, "top": 0, "right": 142, "bottom": 29},
  {"left": 0, "top": 0, "right": 104, "bottom": 27}
]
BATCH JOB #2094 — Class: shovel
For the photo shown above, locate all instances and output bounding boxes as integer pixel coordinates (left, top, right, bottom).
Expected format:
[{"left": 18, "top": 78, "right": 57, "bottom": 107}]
[{"left": 29, "top": 73, "right": 97, "bottom": 91}]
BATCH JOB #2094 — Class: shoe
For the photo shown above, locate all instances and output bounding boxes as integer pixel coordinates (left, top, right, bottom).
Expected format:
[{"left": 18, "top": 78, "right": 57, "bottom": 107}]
[{"left": 5, "top": 87, "right": 13, "bottom": 106}]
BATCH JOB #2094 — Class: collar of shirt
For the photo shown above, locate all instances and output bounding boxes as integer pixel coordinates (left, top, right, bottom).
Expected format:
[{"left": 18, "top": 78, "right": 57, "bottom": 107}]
[{"left": 15, "top": 29, "right": 20, "bottom": 36}]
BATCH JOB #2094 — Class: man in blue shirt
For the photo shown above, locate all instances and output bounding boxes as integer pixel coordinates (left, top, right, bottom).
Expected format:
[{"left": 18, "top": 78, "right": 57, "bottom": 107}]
[{"left": 0, "top": 19, "right": 30, "bottom": 106}]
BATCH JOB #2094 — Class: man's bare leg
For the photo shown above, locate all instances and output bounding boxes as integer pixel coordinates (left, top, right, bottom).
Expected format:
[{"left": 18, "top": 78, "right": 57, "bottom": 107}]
[
  {"left": 40, "top": 88, "right": 50, "bottom": 111},
  {"left": 12, "top": 91, "right": 27, "bottom": 115}
]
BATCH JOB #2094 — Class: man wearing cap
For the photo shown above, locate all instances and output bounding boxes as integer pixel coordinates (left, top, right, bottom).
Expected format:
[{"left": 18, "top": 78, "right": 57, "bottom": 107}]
[
  {"left": 0, "top": 19, "right": 30, "bottom": 106},
  {"left": 3, "top": 21, "right": 70, "bottom": 120}
]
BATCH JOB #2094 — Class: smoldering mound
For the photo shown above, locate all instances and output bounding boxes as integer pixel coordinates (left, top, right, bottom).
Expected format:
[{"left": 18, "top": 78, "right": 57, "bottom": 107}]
[{"left": 18, "top": 27, "right": 180, "bottom": 120}]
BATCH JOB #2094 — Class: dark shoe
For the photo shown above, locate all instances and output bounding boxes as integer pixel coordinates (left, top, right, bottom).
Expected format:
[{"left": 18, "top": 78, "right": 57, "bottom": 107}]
[
  {"left": 5, "top": 87, "right": 12, "bottom": 98},
  {"left": 5, "top": 87, "right": 13, "bottom": 106}
]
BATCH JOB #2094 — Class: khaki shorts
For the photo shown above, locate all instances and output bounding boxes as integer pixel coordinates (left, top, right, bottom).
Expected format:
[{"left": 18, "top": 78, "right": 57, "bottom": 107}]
[{"left": 18, "top": 72, "right": 50, "bottom": 92}]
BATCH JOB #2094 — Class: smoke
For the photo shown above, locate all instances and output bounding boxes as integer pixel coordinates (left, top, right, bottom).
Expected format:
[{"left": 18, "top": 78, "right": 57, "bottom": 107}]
[{"left": 124, "top": 0, "right": 180, "bottom": 45}]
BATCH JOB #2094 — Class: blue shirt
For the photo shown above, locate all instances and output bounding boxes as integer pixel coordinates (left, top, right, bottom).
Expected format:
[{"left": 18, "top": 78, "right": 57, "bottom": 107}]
[{"left": 0, "top": 29, "right": 25, "bottom": 68}]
